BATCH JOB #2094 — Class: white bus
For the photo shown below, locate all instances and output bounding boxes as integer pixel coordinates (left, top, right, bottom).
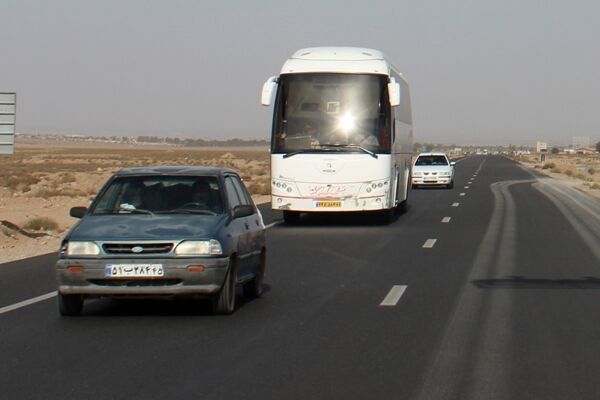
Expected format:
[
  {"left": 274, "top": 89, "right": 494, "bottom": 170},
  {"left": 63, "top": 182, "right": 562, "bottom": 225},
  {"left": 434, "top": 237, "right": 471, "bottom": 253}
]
[{"left": 261, "top": 47, "right": 413, "bottom": 223}]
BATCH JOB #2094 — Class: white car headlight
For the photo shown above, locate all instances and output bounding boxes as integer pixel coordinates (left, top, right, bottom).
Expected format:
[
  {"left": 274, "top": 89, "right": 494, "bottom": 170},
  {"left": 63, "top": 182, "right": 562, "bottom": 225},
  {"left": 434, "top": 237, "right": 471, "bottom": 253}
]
[
  {"left": 412, "top": 172, "right": 422, "bottom": 177},
  {"left": 67, "top": 241, "right": 100, "bottom": 256},
  {"left": 175, "top": 240, "right": 223, "bottom": 256}
]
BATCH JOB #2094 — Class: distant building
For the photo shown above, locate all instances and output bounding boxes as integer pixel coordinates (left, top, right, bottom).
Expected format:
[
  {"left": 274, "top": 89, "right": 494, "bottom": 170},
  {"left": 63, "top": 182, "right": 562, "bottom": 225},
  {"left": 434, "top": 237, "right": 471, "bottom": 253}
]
[
  {"left": 536, "top": 141, "right": 548, "bottom": 152},
  {"left": 575, "top": 147, "right": 597, "bottom": 155},
  {"left": 573, "top": 136, "right": 590, "bottom": 149}
]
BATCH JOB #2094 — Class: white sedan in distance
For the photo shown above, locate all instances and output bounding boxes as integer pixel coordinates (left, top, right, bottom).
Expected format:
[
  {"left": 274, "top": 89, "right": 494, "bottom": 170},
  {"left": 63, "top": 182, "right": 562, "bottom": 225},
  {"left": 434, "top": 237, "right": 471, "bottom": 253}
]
[{"left": 411, "top": 153, "right": 455, "bottom": 189}]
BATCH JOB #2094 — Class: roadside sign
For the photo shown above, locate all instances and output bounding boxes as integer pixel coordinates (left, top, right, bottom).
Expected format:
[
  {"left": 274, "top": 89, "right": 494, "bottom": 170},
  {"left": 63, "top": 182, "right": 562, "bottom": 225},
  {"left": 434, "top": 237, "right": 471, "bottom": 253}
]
[{"left": 0, "top": 92, "right": 16, "bottom": 154}]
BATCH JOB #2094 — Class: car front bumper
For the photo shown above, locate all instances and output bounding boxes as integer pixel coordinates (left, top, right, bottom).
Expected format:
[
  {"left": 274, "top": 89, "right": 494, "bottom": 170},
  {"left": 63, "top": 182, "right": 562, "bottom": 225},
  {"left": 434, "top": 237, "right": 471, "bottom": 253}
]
[
  {"left": 412, "top": 177, "right": 452, "bottom": 185},
  {"left": 56, "top": 256, "right": 229, "bottom": 297}
]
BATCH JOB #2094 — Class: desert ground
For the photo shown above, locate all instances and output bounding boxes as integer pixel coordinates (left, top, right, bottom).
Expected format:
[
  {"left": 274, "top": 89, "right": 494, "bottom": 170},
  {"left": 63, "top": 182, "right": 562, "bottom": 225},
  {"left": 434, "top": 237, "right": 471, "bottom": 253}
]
[
  {"left": 0, "top": 141, "right": 270, "bottom": 264},
  {"left": 510, "top": 153, "right": 600, "bottom": 198}
]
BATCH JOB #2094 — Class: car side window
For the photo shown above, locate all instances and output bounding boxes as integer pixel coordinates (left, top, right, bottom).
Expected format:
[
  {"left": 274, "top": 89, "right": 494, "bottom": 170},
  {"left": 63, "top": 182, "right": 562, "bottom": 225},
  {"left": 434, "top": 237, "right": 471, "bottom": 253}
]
[
  {"left": 231, "top": 176, "right": 253, "bottom": 206},
  {"left": 224, "top": 177, "right": 242, "bottom": 209}
]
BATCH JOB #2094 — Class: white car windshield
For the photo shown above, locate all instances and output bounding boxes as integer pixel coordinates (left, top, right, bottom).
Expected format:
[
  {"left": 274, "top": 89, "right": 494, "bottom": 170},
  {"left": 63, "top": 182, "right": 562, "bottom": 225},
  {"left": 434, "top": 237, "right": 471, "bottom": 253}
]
[{"left": 415, "top": 155, "right": 449, "bottom": 166}]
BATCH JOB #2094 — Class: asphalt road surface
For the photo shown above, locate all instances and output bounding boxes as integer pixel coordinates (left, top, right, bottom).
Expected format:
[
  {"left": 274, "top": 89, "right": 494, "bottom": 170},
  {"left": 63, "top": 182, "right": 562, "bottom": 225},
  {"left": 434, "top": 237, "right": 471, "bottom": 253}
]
[{"left": 1, "top": 155, "right": 600, "bottom": 400}]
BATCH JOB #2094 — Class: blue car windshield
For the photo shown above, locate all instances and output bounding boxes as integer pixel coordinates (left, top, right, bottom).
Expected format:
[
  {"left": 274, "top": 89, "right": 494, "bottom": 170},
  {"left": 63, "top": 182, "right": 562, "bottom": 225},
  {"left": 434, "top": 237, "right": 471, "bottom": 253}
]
[{"left": 92, "top": 175, "right": 223, "bottom": 215}]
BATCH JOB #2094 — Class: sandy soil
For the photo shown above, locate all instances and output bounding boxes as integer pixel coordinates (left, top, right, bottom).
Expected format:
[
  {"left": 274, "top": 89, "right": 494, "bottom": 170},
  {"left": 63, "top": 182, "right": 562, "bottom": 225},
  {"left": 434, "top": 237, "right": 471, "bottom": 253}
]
[{"left": 513, "top": 153, "right": 600, "bottom": 200}]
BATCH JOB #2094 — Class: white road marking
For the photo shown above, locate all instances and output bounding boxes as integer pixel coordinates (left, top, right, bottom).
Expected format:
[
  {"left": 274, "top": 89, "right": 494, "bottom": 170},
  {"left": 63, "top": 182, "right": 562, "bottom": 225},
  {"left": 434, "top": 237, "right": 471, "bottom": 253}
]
[
  {"left": 464, "top": 186, "right": 470, "bottom": 189},
  {"left": 441, "top": 217, "right": 451, "bottom": 223},
  {"left": 265, "top": 221, "right": 282, "bottom": 229},
  {"left": 460, "top": 192, "right": 466, "bottom": 196},
  {"left": 380, "top": 285, "right": 407, "bottom": 306},
  {"left": 0, "top": 291, "right": 57, "bottom": 315},
  {"left": 452, "top": 202, "right": 460, "bottom": 207},
  {"left": 423, "top": 238, "right": 437, "bottom": 248}
]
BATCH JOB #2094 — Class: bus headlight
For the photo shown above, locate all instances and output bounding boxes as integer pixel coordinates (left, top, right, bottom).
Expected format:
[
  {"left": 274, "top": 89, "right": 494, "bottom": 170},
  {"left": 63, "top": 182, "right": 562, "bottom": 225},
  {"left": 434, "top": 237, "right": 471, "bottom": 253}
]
[{"left": 272, "top": 179, "right": 298, "bottom": 195}]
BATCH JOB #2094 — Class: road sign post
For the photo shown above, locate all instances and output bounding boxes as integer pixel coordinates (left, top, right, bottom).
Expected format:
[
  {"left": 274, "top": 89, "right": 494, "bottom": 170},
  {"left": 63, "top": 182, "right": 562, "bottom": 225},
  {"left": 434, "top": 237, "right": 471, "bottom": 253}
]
[{"left": 0, "top": 92, "right": 16, "bottom": 154}]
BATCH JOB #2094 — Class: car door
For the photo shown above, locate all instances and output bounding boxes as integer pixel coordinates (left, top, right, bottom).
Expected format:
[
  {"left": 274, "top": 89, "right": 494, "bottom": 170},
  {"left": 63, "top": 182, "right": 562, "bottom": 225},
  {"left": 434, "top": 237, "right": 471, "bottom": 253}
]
[
  {"left": 224, "top": 175, "right": 252, "bottom": 274},
  {"left": 230, "top": 176, "right": 264, "bottom": 271}
]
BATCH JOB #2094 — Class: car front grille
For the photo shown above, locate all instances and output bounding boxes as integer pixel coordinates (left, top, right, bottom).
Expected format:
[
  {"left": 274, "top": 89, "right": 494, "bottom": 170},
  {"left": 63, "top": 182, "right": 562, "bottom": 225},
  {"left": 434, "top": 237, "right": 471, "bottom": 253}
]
[{"left": 102, "top": 243, "right": 174, "bottom": 255}]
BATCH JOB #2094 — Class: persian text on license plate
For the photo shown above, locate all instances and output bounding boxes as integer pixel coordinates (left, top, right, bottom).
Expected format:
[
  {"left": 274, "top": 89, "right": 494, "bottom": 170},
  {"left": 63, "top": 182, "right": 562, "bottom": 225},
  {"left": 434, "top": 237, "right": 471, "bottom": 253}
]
[
  {"left": 315, "top": 201, "right": 342, "bottom": 208},
  {"left": 105, "top": 264, "right": 164, "bottom": 277}
]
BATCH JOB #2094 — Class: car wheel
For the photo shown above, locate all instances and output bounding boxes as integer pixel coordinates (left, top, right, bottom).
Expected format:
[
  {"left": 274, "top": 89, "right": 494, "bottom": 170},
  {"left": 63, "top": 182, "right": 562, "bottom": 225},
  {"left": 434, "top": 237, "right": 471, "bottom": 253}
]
[
  {"left": 447, "top": 180, "right": 454, "bottom": 189},
  {"left": 283, "top": 210, "right": 300, "bottom": 224},
  {"left": 58, "top": 293, "right": 83, "bottom": 316},
  {"left": 212, "top": 262, "right": 237, "bottom": 315},
  {"left": 243, "top": 250, "right": 266, "bottom": 299}
]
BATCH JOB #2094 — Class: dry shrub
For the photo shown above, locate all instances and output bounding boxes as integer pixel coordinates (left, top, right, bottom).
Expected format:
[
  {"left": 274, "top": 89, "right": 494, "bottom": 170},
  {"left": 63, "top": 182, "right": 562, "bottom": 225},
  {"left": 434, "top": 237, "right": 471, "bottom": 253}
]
[
  {"left": 33, "top": 187, "right": 86, "bottom": 198},
  {"left": 542, "top": 163, "right": 555, "bottom": 170},
  {"left": 551, "top": 167, "right": 562, "bottom": 173},
  {"left": 58, "top": 173, "right": 76, "bottom": 183},
  {"left": 591, "top": 183, "right": 600, "bottom": 190},
  {"left": 564, "top": 170, "right": 574, "bottom": 177},
  {"left": 24, "top": 217, "right": 58, "bottom": 231},
  {"left": 247, "top": 181, "right": 271, "bottom": 196}
]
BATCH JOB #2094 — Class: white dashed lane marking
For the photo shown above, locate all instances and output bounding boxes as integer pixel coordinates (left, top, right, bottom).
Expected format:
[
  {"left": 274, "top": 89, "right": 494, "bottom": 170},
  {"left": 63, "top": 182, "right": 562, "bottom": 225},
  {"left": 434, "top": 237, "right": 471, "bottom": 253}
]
[
  {"left": 423, "top": 239, "right": 438, "bottom": 248},
  {"left": 0, "top": 291, "right": 57, "bottom": 315},
  {"left": 441, "top": 217, "right": 451, "bottom": 223},
  {"left": 452, "top": 202, "right": 460, "bottom": 207},
  {"left": 380, "top": 285, "right": 408, "bottom": 306},
  {"left": 460, "top": 192, "right": 466, "bottom": 196}
]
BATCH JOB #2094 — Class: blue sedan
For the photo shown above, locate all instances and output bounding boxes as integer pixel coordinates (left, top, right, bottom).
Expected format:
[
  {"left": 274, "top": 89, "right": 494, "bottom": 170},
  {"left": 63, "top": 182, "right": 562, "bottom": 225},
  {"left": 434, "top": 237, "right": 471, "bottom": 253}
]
[{"left": 55, "top": 166, "right": 266, "bottom": 315}]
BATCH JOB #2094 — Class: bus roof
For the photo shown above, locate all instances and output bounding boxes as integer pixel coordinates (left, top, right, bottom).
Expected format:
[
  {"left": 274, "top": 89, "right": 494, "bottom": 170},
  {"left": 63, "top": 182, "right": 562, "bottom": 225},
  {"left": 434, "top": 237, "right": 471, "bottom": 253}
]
[{"left": 281, "top": 46, "right": 400, "bottom": 76}]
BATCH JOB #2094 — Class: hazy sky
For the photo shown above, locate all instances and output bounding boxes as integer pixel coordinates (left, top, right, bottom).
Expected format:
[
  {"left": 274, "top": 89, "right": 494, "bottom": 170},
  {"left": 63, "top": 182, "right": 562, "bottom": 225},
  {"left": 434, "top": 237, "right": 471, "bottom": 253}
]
[{"left": 3, "top": 0, "right": 600, "bottom": 145}]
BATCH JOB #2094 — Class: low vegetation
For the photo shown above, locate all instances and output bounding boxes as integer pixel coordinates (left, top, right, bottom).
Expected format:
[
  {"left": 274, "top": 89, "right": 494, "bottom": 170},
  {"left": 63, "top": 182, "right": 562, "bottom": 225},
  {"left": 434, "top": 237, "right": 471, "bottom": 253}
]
[{"left": 24, "top": 217, "right": 58, "bottom": 231}]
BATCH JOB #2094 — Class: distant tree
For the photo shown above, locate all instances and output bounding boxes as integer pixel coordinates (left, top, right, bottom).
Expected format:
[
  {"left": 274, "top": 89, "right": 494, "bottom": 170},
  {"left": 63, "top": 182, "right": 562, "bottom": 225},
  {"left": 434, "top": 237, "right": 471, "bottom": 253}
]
[
  {"left": 596, "top": 141, "right": 600, "bottom": 152},
  {"left": 551, "top": 147, "right": 560, "bottom": 154}
]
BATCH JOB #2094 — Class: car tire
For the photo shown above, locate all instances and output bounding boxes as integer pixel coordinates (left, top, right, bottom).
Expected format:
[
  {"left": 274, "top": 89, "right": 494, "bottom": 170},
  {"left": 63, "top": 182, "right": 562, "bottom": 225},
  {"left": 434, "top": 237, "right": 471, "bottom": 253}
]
[
  {"left": 447, "top": 180, "right": 454, "bottom": 189},
  {"left": 243, "top": 251, "right": 266, "bottom": 299},
  {"left": 283, "top": 210, "right": 300, "bottom": 224},
  {"left": 212, "top": 262, "right": 237, "bottom": 315},
  {"left": 58, "top": 293, "right": 83, "bottom": 316}
]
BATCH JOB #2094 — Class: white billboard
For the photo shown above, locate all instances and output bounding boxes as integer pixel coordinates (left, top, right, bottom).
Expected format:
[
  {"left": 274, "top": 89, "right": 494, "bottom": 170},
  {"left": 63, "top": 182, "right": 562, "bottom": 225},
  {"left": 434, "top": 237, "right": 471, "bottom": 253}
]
[{"left": 0, "top": 92, "right": 16, "bottom": 154}]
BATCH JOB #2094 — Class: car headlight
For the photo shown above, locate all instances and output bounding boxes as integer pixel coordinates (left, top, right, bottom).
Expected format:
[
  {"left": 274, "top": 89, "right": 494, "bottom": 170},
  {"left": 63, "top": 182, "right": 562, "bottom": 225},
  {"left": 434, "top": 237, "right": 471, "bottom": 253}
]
[
  {"left": 67, "top": 241, "right": 100, "bottom": 256},
  {"left": 412, "top": 172, "right": 422, "bottom": 177},
  {"left": 175, "top": 240, "right": 223, "bottom": 256}
]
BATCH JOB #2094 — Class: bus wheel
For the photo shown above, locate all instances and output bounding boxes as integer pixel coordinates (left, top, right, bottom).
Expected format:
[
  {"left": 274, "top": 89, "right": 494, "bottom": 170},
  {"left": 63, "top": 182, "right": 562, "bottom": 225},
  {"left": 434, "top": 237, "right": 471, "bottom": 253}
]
[
  {"left": 283, "top": 211, "right": 300, "bottom": 224},
  {"left": 379, "top": 208, "right": 395, "bottom": 224}
]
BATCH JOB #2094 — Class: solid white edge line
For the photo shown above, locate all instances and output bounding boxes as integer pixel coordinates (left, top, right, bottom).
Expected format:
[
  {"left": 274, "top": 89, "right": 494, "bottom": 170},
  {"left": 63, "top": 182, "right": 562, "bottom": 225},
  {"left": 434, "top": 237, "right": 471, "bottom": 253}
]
[
  {"left": 264, "top": 221, "right": 282, "bottom": 229},
  {"left": 0, "top": 291, "right": 57, "bottom": 315},
  {"left": 441, "top": 217, "right": 451, "bottom": 223},
  {"left": 380, "top": 285, "right": 407, "bottom": 306},
  {"left": 423, "top": 238, "right": 437, "bottom": 248}
]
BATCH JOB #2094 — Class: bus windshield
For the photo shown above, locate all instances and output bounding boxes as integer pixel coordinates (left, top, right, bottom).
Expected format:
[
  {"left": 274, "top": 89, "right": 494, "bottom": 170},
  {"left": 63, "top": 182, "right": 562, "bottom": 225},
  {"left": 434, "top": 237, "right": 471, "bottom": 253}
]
[{"left": 272, "top": 73, "right": 391, "bottom": 155}]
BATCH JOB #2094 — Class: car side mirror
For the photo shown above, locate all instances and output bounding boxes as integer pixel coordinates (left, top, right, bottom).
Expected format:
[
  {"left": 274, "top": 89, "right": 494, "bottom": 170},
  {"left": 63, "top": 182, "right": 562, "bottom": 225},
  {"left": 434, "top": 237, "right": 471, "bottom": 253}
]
[
  {"left": 450, "top": 161, "right": 456, "bottom": 166},
  {"left": 261, "top": 76, "right": 278, "bottom": 106},
  {"left": 70, "top": 206, "right": 87, "bottom": 219},
  {"left": 232, "top": 204, "right": 255, "bottom": 219},
  {"left": 388, "top": 77, "right": 401, "bottom": 107}
]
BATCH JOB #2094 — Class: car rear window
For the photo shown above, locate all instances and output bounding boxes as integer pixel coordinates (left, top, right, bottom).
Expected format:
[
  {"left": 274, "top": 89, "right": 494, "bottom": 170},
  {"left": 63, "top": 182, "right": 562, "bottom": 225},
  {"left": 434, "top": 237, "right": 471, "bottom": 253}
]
[
  {"left": 415, "top": 155, "right": 448, "bottom": 166},
  {"left": 92, "top": 175, "right": 223, "bottom": 215}
]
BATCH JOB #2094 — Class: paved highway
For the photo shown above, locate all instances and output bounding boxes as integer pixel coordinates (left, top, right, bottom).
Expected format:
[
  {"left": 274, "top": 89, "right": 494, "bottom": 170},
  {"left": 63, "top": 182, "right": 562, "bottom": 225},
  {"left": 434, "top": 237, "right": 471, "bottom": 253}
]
[{"left": 1, "top": 155, "right": 599, "bottom": 400}]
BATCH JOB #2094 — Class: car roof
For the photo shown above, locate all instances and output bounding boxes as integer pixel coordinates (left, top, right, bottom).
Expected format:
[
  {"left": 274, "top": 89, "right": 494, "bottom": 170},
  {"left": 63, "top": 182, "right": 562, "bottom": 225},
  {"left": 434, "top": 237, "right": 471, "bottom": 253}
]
[
  {"left": 416, "top": 152, "right": 448, "bottom": 157},
  {"left": 114, "top": 166, "right": 238, "bottom": 177}
]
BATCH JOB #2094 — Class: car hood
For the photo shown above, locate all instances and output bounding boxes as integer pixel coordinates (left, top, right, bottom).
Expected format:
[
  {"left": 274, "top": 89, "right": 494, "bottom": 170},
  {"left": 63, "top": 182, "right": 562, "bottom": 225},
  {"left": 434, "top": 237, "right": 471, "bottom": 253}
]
[{"left": 68, "top": 214, "right": 228, "bottom": 241}]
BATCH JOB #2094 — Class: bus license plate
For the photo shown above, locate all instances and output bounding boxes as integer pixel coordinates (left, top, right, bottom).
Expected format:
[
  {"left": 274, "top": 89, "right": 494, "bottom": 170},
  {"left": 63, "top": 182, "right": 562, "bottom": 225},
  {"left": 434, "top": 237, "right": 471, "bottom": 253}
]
[{"left": 315, "top": 201, "right": 342, "bottom": 208}]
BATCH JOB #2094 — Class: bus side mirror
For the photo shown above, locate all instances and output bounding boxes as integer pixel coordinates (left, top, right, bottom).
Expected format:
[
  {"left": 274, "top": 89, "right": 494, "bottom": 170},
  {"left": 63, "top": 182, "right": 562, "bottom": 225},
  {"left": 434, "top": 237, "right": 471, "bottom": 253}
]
[
  {"left": 388, "top": 78, "right": 401, "bottom": 107},
  {"left": 261, "top": 76, "right": 278, "bottom": 106}
]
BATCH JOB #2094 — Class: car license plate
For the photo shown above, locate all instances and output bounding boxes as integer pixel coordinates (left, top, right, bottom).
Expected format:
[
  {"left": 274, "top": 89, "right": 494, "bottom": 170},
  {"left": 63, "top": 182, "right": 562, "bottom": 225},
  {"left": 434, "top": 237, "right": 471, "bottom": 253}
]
[
  {"left": 315, "top": 201, "right": 342, "bottom": 208},
  {"left": 105, "top": 264, "right": 164, "bottom": 277}
]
